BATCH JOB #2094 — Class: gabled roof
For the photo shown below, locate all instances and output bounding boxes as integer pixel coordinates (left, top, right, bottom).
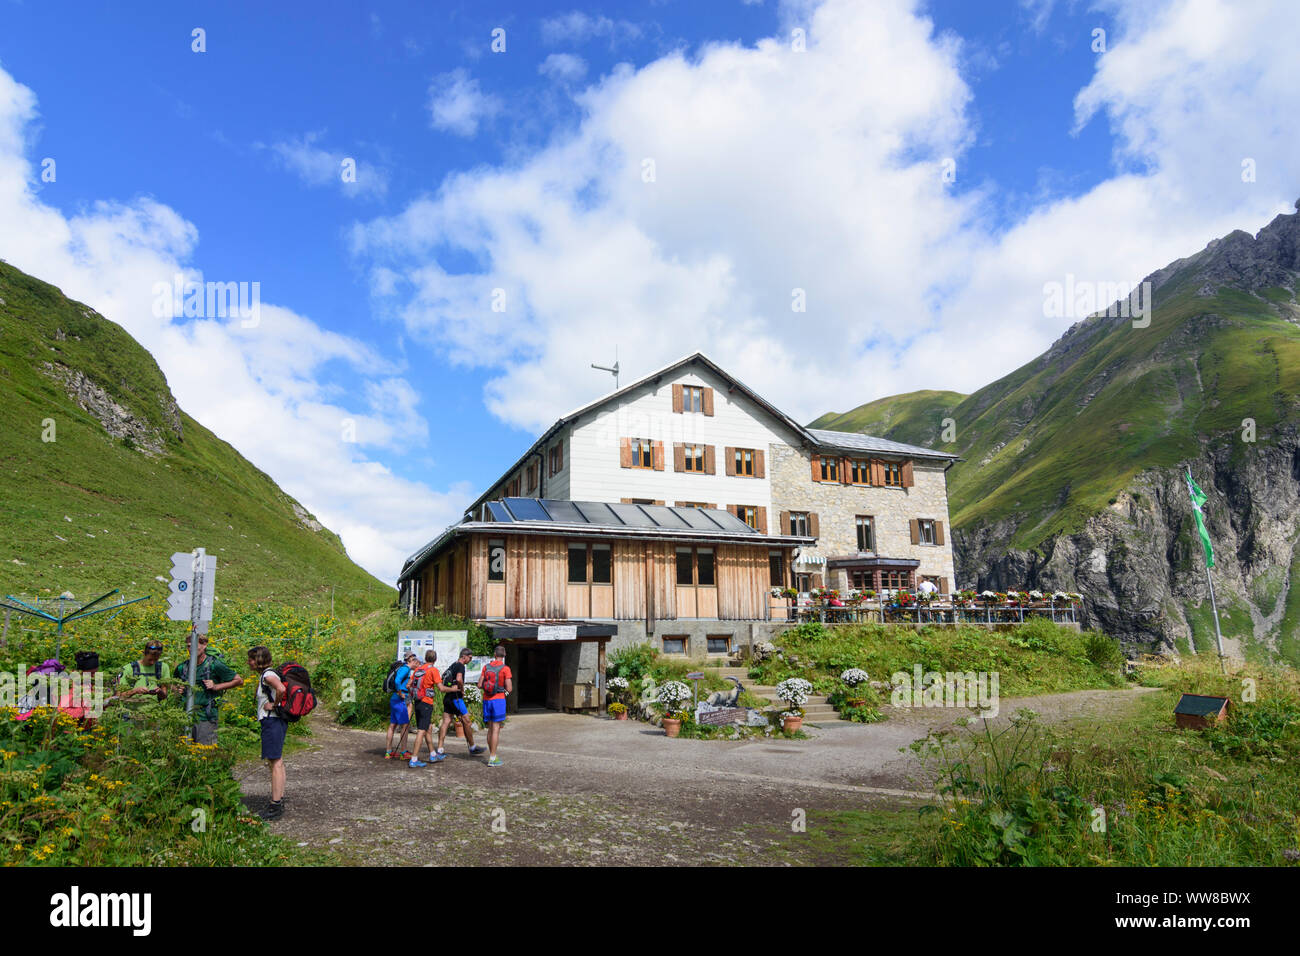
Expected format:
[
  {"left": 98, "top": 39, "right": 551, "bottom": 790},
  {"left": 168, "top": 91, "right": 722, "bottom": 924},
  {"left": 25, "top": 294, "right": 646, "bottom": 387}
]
[
  {"left": 400, "top": 497, "right": 814, "bottom": 582},
  {"left": 807, "top": 428, "right": 958, "bottom": 461},
  {"left": 466, "top": 352, "right": 956, "bottom": 514}
]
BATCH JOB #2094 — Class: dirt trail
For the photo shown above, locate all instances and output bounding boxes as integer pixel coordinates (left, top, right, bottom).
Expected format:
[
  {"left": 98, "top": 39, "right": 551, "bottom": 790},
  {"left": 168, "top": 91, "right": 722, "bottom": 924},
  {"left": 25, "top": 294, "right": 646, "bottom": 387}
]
[{"left": 238, "top": 686, "right": 1158, "bottom": 866}]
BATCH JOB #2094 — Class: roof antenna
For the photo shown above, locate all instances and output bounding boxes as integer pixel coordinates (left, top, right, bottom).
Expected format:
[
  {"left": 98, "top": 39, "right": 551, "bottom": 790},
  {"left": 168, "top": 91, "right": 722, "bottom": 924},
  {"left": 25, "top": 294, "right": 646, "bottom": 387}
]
[{"left": 591, "top": 346, "right": 619, "bottom": 390}]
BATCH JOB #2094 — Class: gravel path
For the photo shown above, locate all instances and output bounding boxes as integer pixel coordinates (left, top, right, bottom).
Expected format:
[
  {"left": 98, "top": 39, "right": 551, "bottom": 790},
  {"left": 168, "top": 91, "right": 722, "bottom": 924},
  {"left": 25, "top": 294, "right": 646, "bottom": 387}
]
[{"left": 239, "top": 686, "right": 1158, "bottom": 865}]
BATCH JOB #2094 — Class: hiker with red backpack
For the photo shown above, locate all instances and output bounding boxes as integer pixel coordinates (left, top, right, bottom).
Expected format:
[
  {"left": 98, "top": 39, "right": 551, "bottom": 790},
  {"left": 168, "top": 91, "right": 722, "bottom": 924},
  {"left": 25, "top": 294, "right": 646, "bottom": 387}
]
[
  {"left": 247, "top": 646, "right": 317, "bottom": 821},
  {"left": 408, "top": 650, "right": 459, "bottom": 768},
  {"left": 477, "top": 645, "right": 512, "bottom": 767}
]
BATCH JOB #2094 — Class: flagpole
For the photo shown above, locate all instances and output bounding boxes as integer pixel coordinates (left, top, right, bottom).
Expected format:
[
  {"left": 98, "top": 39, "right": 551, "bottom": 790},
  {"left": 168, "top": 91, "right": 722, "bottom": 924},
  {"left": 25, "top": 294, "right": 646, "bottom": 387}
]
[{"left": 1203, "top": 560, "right": 1227, "bottom": 676}]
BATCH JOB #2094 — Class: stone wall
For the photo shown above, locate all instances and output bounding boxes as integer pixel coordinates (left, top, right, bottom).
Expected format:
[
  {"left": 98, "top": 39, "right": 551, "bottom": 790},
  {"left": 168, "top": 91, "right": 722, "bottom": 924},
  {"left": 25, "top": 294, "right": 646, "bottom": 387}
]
[{"left": 769, "top": 443, "right": 957, "bottom": 590}]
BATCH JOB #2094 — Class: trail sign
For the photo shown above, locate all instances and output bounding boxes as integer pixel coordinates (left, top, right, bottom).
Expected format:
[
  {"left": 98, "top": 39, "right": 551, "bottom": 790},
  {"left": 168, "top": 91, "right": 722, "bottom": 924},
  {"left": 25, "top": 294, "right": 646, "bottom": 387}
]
[{"left": 166, "top": 549, "right": 216, "bottom": 634}]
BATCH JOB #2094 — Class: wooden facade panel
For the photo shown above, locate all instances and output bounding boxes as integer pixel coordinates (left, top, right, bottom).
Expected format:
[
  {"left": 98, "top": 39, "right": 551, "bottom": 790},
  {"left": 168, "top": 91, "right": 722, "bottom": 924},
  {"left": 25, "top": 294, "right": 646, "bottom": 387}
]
[{"left": 613, "top": 540, "right": 645, "bottom": 620}]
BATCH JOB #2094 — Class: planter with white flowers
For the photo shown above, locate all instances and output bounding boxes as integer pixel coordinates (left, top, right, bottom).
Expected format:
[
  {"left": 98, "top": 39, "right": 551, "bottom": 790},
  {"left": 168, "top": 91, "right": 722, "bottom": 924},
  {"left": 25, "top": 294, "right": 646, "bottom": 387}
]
[
  {"left": 775, "top": 677, "right": 813, "bottom": 733},
  {"left": 840, "top": 668, "right": 870, "bottom": 707},
  {"left": 655, "top": 680, "right": 691, "bottom": 737}
]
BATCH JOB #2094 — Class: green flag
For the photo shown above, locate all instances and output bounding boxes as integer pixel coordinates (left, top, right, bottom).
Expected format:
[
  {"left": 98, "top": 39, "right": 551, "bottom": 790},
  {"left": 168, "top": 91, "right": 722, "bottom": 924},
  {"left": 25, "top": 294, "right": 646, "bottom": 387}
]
[{"left": 1185, "top": 470, "right": 1214, "bottom": 569}]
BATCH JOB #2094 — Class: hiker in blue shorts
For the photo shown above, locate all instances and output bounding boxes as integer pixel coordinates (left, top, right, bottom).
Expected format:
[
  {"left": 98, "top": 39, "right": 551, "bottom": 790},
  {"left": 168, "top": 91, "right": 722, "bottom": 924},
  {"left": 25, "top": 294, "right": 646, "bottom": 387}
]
[{"left": 385, "top": 652, "right": 417, "bottom": 760}]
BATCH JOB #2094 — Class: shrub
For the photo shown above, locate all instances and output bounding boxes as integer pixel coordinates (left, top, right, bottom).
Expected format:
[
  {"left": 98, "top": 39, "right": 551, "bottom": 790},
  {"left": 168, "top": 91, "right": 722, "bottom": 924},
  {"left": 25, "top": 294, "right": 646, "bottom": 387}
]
[{"left": 1083, "top": 632, "right": 1125, "bottom": 669}]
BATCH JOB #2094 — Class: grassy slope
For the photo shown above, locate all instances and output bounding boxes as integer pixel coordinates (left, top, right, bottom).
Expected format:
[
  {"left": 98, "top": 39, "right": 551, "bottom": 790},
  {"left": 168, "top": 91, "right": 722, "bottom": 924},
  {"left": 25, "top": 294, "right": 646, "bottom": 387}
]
[
  {"left": 0, "top": 261, "right": 391, "bottom": 616},
  {"left": 810, "top": 389, "right": 967, "bottom": 448},
  {"left": 809, "top": 273, "right": 1300, "bottom": 551}
]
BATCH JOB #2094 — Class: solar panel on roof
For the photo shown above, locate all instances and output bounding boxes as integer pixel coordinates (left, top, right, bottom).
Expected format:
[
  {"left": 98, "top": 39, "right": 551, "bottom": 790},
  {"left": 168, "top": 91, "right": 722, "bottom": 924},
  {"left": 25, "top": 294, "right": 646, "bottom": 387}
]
[
  {"left": 574, "top": 501, "right": 618, "bottom": 525},
  {"left": 677, "top": 508, "right": 722, "bottom": 531},
  {"left": 486, "top": 501, "right": 513, "bottom": 523},
  {"left": 504, "top": 498, "right": 551, "bottom": 521},
  {"left": 542, "top": 500, "right": 588, "bottom": 524},
  {"left": 642, "top": 505, "right": 690, "bottom": 529},
  {"left": 609, "top": 503, "right": 658, "bottom": 528},
  {"left": 710, "top": 510, "right": 758, "bottom": 533}
]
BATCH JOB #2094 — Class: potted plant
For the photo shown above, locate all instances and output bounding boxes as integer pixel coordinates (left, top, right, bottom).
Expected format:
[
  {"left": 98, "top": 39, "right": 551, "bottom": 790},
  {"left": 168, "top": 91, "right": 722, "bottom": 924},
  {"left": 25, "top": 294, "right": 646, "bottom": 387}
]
[
  {"left": 656, "top": 680, "right": 691, "bottom": 737},
  {"left": 608, "top": 702, "right": 628, "bottom": 720},
  {"left": 775, "top": 677, "right": 812, "bottom": 733},
  {"left": 607, "top": 675, "right": 629, "bottom": 707},
  {"left": 840, "top": 667, "right": 870, "bottom": 707},
  {"left": 459, "top": 684, "right": 483, "bottom": 736}
]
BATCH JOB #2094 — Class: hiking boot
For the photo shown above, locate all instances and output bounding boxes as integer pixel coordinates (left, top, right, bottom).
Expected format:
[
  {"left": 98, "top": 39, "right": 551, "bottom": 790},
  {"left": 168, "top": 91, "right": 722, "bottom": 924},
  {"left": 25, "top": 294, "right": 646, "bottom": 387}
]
[
  {"left": 399, "top": 750, "right": 412, "bottom": 759},
  {"left": 431, "top": 753, "right": 446, "bottom": 762},
  {"left": 469, "top": 745, "right": 487, "bottom": 755},
  {"left": 260, "top": 801, "right": 284, "bottom": 820}
]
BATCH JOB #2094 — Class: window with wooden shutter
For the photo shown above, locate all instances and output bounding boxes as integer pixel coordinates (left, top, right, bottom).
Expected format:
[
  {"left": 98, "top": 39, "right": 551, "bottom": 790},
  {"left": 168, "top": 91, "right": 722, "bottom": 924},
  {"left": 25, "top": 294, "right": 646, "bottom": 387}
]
[
  {"left": 704, "top": 445, "right": 716, "bottom": 475},
  {"left": 871, "top": 460, "right": 884, "bottom": 486},
  {"left": 673, "top": 443, "right": 685, "bottom": 472},
  {"left": 808, "top": 513, "right": 820, "bottom": 537},
  {"left": 755, "top": 449, "right": 766, "bottom": 479},
  {"left": 935, "top": 520, "right": 945, "bottom": 545},
  {"left": 620, "top": 437, "right": 633, "bottom": 469},
  {"left": 725, "top": 447, "right": 737, "bottom": 476},
  {"left": 672, "top": 384, "right": 684, "bottom": 413},
  {"left": 779, "top": 510, "right": 790, "bottom": 534},
  {"left": 939, "top": 577, "right": 949, "bottom": 595},
  {"left": 810, "top": 454, "right": 821, "bottom": 482},
  {"left": 702, "top": 387, "right": 714, "bottom": 416},
  {"left": 883, "top": 461, "right": 903, "bottom": 487},
  {"left": 755, "top": 507, "right": 767, "bottom": 534},
  {"left": 901, "top": 460, "right": 915, "bottom": 487},
  {"left": 733, "top": 448, "right": 757, "bottom": 477},
  {"left": 910, "top": 519, "right": 920, "bottom": 545},
  {"left": 840, "top": 456, "right": 851, "bottom": 484}
]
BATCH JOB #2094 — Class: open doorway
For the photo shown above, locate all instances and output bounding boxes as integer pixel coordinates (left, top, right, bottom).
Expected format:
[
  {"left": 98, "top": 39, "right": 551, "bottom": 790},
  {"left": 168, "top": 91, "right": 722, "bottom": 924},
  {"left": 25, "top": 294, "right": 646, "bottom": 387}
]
[{"left": 516, "top": 644, "right": 560, "bottom": 710}]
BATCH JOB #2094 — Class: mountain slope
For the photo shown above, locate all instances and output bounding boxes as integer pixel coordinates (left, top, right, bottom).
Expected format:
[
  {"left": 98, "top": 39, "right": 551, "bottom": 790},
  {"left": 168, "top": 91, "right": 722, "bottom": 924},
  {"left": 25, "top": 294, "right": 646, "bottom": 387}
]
[
  {"left": 813, "top": 201, "right": 1300, "bottom": 663},
  {"left": 0, "top": 260, "right": 391, "bottom": 615},
  {"left": 810, "top": 390, "right": 966, "bottom": 448}
]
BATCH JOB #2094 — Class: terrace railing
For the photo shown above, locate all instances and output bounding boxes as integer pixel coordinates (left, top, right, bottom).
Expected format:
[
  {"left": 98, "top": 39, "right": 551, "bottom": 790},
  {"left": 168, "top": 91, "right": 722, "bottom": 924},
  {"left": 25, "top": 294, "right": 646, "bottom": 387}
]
[{"left": 771, "top": 591, "right": 1081, "bottom": 627}]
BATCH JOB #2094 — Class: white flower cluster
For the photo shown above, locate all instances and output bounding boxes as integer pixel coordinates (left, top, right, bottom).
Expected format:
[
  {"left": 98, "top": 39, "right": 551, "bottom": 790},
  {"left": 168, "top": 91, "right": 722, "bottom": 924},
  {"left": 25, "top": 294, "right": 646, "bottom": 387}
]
[
  {"left": 1029, "top": 590, "right": 1044, "bottom": 599},
  {"left": 775, "top": 677, "right": 813, "bottom": 707},
  {"left": 981, "top": 590, "right": 998, "bottom": 599},
  {"left": 463, "top": 683, "right": 482, "bottom": 703},
  {"left": 840, "top": 668, "right": 869, "bottom": 687},
  {"left": 608, "top": 677, "right": 629, "bottom": 690},
  {"left": 655, "top": 680, "right": 691, "bottom": 711}
]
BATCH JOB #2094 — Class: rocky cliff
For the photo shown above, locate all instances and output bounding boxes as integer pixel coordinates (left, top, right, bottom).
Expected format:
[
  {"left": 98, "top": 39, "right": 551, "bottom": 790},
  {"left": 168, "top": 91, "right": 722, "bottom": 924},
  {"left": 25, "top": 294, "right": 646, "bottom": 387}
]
[{"left": 816, "top": 201, "right": 1300, "bottom": 663}]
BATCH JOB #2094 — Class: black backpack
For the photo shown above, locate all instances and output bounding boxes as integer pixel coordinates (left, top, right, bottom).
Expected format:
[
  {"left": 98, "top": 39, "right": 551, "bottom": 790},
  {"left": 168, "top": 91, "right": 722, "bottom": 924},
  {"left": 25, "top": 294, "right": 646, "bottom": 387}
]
[{"left": 383, "top": 660, "right": 404, "bottom": 695}]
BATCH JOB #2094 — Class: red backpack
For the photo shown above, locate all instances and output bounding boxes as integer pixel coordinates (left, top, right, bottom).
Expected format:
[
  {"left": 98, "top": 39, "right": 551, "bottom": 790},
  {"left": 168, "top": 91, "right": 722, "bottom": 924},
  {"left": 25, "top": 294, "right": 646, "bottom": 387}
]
[
  {"left": 270, "top": 663, "right": 316, "bottom": 721},
  {"left": 481, "top": 661, "right": 508, "bottom": 697}
]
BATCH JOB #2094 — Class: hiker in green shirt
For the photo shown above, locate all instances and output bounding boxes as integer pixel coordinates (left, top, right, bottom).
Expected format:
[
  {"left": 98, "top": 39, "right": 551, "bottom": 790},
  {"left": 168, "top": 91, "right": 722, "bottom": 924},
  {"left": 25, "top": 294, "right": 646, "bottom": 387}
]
[
  {"left": 173, "top": 633, "right": 243, "bottom": 744},
  {"left": 113, "top": 640, "right": 174, "bottom": 706}
]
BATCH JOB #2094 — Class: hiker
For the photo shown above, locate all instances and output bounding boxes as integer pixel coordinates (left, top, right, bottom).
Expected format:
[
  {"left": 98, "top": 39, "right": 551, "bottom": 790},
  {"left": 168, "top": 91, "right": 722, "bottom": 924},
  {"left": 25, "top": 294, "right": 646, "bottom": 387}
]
[
  {"left": 248, "top": 645, "right": 288, "bottom": 821},
  {"left": 113, "top": 640, "right": 173, "bottom": 710},
  {"left": 436, "top": 647, "right": 486, "bottom": 757},
  {"left": 408, "top": 650, "right": 456, "bottom": 768},
  {"left": 477, "top": 645, "right": 512, "bottom": 767},
  {"left": 173, "top": 633, "right": 244, "bottom": 745},
  {"left": 385, "top": 652, "right": 417, "bottom": 760}
]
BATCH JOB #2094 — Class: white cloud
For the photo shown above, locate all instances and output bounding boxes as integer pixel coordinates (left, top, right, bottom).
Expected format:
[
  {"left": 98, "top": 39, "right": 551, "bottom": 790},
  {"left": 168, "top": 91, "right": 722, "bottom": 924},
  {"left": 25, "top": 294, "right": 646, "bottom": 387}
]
[
  {"left": 539, "top": 11, "right": 644, "bottom": 47},
  {"left": 0, "top": 65, "right": 466, "bottom": 583},
  {"left": 427, "top": 69, "right": 501, "bottom": 137},
  {"left": 539, "top": 53, "right": 588, "bottom": 84},
  {"left": 263, "top": 132, "right": 388, "bottom": 199},
  {"left": 354, "top": 0, "right": 1300, "bottom": 434}
]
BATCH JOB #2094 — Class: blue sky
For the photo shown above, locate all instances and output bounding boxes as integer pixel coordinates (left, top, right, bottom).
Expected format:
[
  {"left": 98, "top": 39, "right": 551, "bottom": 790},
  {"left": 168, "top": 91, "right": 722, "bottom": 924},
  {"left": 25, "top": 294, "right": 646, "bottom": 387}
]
[{"left": 1, "top": 0, "right": 1296, "bottom": 581}]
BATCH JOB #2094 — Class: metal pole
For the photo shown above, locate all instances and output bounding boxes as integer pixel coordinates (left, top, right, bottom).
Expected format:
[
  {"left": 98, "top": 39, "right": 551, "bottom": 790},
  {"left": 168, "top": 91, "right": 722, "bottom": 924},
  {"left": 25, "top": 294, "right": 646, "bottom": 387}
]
[
  {"left": 1204, "top": 563, "right": 1227, "bottom": 675},
  {"left": 186, "top": 549, "right": 204, "bottom": 715}
]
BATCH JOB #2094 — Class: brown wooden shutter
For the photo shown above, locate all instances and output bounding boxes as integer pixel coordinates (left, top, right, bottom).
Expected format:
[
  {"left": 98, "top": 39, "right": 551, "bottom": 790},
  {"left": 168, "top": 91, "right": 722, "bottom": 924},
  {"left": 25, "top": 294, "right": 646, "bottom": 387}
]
[
  {"left": 556, "top": 438, "right": 563, "bottom": 473},
  {"left": 755, "top": 449, "right": 766, "bottom": 479},
  {"left": 871, "top": 460, "right": 884, "bottom": 485},
  {"left": 840, "top": 456, "right": 851, "bottom": 484},
  {"left": 704, "top": 445, "right": 716, "bottom": 475},
  {"left": 672, "top": 384, "right": 683, "bottom": 413},
  {"left": 808, "top": 513, "right": 820, "bottom": 538},
  {"left": 810, "top": 454, "right": 821, "bottom": 482},
  {"left": 901, "top": 459, "right": 915, "bottom": 487},
  {"left": 673, "top": 443, "right": 685, "bottom": 473},
  {"left": 621, "top": 498, "right": 633, "bottom": 504},
  {"left": 620, "top": 438, "right": 633, "bottom": 468},
  {"left": 779, "top": 510, "right": 790, "bottom": 535},
  {"left": 935, "top": 520, "right": 945, "bottom": 545},
  {"left": 725, "top": 447, "right": 736, "bottom": 476},
  {"left": 756, "top": 507, "right": 767, "bottom": 534},
  {"left": 939, "top": 577, "right": 949, "bottom": 595},
  {"left": 652, "top": 441, "right": 664, "bottom": 471},
  {"left": 910, "top": 519, "right": 920, "bottom": 545},
  {"left": 654, "top": 500, "right": 665, "bottom": 506},
  {"left": 702, "top": 388, "right": 714, "bottom": 416}
]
